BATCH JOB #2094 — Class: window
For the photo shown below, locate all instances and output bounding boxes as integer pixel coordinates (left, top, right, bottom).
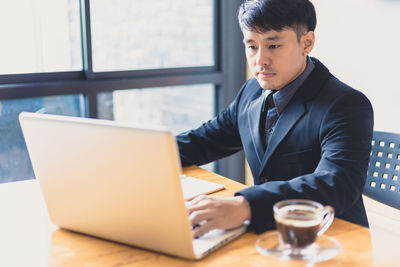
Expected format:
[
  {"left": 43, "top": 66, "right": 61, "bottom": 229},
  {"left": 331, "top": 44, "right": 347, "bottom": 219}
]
[
  {"left": 0, "top": 95, "right": 85, "bottom": 182},
  {"left": 0, "top": 0, "right": 246, "bottom": 183},
  {"left": 98, "top": 84, "right": 214, "bottom": 134},
  {"left": 0, "top": 0, "right": 82, "bottom": 74},
  {"left": 90, "top": 0, "right": 214, "bottom": 71}
]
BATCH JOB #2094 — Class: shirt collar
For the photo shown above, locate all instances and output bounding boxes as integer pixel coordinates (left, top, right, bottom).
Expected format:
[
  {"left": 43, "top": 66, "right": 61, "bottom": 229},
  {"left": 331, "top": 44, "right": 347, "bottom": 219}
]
[{"left": 266, "top": 57, "right": 315, "bottom": 114}]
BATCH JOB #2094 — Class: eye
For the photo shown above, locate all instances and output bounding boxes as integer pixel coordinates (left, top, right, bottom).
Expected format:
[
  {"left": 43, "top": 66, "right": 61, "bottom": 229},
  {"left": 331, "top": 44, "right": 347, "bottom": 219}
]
[
  {"left": 247, "top": 45, "right": 257, "bottom": 50},
  {"left": 269, "top": 44, "right": 281, "bottom": 49}
]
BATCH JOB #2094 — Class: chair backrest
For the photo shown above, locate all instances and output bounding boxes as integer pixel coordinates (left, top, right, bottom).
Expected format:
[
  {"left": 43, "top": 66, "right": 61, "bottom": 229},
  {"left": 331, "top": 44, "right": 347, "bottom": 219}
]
[{"left": 364, "top": 131, "right": 400, "bottom": 209}]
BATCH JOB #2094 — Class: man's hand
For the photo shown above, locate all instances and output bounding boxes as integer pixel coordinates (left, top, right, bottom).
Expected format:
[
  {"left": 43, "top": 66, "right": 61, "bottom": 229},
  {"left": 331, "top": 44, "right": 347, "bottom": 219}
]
[{"left": 187, "top": 195, "right": 251, "bottom": 238}]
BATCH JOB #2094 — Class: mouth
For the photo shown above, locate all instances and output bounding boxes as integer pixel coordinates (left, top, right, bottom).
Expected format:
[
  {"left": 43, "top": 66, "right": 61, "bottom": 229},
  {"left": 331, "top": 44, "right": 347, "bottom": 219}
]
[{"left": 257, "top": 72, "right": 276, "bottom": 79}]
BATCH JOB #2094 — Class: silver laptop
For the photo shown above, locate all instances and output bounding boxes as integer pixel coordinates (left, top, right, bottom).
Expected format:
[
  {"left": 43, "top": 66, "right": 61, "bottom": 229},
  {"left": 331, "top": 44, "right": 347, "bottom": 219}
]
[{"left": 19, "top": 112, "right": 246, "bottom": 260}]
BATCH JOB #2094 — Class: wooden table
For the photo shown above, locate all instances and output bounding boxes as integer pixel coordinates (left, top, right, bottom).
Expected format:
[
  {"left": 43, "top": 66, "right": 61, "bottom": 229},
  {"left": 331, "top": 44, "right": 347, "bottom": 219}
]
[{"left": 0, "top": 166, "right": 396, "bottom": 266}]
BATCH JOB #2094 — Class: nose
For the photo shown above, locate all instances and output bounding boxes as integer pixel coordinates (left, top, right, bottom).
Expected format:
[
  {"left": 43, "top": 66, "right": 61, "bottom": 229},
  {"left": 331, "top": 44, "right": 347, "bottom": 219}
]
[{"left": 255, "top": 47, "right": 272, "bottom": 68}]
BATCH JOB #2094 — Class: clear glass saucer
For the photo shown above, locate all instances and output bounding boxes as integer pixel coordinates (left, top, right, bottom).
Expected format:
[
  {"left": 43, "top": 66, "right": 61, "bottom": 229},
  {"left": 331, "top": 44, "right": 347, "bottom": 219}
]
[{"left": 256, "top": 231, "right": 341, "bottom": 263}]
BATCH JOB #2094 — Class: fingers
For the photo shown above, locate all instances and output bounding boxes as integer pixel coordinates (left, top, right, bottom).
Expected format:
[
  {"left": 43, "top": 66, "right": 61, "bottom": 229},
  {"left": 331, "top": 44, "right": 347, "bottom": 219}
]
[
  {"left": 186, "top": 195, "right": 251, "bottom": 238},
  {"left": 187, "top": 195, "right": 217, "bottom": 237},
  {"left": 189, "top": 208, "right": 213, "bottom": 227},
  {"left": 192, "top": 219, "right": 215, "bottom": 238},
  {"left": 187, "top": 195, "right": 215, "bottom": 214},
  {"left": 187, "top": 194, "right": 214, "bottom": 207}
]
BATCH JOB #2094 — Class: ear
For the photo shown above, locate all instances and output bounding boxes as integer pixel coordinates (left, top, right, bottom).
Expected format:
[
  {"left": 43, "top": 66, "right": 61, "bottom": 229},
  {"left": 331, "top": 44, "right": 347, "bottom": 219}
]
[{"left": 301, "top": 31, "right": 315, "bottom": 56}]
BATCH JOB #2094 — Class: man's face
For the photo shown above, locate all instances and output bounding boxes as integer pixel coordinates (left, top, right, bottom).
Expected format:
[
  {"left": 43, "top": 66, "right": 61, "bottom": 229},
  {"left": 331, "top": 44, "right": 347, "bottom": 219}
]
[{"left": 243, "top": 28, "right": 314, "bottom": 90}]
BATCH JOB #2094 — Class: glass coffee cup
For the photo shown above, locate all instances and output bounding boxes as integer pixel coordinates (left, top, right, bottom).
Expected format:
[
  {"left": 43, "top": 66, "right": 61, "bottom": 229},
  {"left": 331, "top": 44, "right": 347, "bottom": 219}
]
[
  {"left": 273, "top": 199, "right": 334, "bottom": 258},
  {"left": 256, "top": 199, "right": 340, "bottom": 262}
]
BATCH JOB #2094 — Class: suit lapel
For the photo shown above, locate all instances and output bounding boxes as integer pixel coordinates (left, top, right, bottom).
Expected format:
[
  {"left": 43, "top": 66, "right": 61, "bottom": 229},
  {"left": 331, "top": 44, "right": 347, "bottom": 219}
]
[
  {"left": 247, "top": 90, "right": 266, "bottom": 165},
  {"left": 259, "top": 98, "right": 307, "bottom": 175}
]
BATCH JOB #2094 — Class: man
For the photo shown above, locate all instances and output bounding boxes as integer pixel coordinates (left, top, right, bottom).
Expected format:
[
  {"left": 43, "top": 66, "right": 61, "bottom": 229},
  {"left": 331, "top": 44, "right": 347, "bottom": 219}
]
[{"left": 177, "top": 0, "right": 373, "bottom": 237}]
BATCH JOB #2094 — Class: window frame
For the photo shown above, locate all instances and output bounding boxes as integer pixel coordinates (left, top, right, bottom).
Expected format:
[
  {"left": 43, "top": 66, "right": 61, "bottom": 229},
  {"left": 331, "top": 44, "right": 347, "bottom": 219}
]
[{"left": 0, "top": 0, "right": 246, "bottom": 182}]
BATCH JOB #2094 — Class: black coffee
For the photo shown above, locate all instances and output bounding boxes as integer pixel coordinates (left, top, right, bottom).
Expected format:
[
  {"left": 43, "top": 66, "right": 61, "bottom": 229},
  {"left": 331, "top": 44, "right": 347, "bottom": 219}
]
[{"left": 275, "top": 209, "right": 321, "bottom": 248}]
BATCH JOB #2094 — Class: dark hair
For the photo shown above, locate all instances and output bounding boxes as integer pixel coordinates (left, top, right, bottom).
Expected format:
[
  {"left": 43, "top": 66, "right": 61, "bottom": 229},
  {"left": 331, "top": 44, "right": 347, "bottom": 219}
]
[{"left": 238, "top": 0, "right": 316, "bottom": 41}]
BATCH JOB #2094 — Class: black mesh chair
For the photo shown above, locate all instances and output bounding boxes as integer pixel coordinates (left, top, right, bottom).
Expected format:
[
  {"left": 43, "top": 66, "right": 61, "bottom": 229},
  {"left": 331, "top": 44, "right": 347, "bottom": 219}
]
[{"left": 364, "top": 131, "right": 400, "bottom": 209}]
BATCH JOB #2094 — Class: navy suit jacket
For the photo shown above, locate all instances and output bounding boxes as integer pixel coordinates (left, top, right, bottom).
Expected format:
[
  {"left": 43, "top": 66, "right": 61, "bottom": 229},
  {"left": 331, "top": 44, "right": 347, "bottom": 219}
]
[{"left": 177, "top": 58, "right": 373, "bottom": 234}]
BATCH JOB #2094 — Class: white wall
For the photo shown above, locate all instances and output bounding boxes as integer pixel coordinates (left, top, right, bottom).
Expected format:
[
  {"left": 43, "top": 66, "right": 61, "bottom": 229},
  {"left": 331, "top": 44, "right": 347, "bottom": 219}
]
[{"left": 310, "top": 0, "right": 400, "bottom": 133}]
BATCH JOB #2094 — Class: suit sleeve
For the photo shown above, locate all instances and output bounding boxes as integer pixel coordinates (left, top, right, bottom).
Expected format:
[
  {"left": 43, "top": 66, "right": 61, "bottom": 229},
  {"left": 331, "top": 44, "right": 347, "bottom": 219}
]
[
  {"left": 236, "top": 90, "right": 374, "bottom": 234},
  {"left": 176, "top": 81, "right": 249, "bottom": 166}
]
